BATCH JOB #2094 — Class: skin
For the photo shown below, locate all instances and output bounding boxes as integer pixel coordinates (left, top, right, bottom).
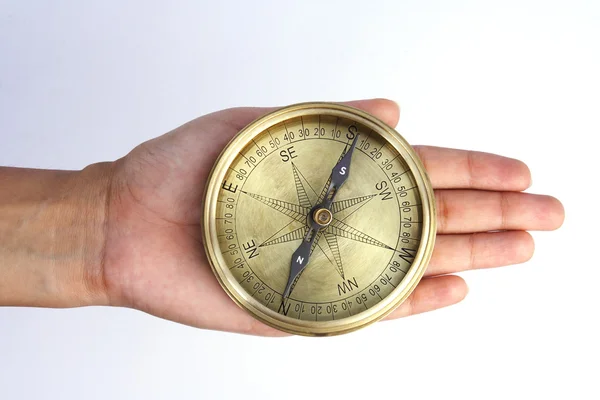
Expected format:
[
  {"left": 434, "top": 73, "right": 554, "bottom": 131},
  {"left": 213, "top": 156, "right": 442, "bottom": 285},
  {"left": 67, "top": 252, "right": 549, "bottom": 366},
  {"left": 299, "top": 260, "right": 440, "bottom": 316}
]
[{"left": 0, "top": 98, "right": 565, "bottom": 336}]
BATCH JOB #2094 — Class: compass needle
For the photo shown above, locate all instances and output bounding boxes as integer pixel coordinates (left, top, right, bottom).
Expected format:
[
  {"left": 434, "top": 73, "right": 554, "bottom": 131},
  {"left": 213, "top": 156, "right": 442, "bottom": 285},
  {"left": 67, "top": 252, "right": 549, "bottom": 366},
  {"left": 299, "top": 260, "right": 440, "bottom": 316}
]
[
  {"left": 203, "top": 103, "right": 436, "bottom": 336},
  {"left": 282, "top": 130, "right": 360, "bottom": 297}
]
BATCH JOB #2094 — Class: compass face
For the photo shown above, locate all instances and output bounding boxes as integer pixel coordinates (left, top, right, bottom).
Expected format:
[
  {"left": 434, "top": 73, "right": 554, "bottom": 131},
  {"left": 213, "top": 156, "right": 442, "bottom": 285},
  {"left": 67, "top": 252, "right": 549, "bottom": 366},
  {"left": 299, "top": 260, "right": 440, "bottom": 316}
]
[{"left": 203, "top": 103, "right": 436, "bottom": 336}]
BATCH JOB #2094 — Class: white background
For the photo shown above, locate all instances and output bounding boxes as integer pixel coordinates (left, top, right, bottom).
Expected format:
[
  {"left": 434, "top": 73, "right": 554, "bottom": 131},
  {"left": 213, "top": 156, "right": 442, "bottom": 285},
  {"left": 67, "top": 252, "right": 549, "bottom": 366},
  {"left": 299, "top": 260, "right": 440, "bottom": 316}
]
[{"left": 1, "top": 1, "right": 598, "bottom": 399}]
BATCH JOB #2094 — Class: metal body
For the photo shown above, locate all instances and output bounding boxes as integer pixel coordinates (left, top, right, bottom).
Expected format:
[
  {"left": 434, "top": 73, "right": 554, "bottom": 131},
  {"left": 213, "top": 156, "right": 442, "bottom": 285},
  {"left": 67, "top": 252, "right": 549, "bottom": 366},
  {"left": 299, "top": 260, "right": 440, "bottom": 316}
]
[{"left": 202, "top": 102, "right": 437, "bottom": 336}]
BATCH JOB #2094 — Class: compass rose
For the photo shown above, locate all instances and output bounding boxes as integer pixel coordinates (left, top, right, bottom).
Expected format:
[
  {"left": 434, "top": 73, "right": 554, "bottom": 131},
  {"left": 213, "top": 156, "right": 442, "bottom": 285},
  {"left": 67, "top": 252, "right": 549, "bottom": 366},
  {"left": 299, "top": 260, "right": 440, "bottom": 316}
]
[{"left": 241, "top": 162, "right": 393, "bottom": 280}]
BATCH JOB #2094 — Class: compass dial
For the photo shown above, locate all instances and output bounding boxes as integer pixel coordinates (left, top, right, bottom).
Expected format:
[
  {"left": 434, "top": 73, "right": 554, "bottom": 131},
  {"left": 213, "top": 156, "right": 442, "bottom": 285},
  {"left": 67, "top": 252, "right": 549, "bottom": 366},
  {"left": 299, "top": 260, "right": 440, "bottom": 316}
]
[{"left": 203, "top": 103, "right": 436, "bottom": 336}]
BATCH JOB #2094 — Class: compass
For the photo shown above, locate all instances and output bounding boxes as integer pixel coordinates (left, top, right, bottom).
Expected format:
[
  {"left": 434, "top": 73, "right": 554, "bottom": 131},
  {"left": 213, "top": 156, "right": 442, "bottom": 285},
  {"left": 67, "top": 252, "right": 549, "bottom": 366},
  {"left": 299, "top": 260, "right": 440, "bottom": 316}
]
[{"left": 202, "top": 102, "right": 436, "bottom": 336}]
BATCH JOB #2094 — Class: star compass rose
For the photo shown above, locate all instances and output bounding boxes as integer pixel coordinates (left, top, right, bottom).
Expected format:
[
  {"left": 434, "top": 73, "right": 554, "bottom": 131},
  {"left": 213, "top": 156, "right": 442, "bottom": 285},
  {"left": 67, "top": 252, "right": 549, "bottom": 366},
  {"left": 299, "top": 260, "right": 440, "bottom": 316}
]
[{"left": 241, "top": 153, "right": 394, "bottom": 293}]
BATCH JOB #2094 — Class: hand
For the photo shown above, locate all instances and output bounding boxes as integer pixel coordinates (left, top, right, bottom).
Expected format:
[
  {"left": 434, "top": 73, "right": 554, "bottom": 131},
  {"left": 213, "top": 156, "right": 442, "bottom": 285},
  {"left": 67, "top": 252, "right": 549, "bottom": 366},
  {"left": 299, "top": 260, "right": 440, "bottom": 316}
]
[{"left": 101, "top": 99, "right": 564, "bottom": 336}]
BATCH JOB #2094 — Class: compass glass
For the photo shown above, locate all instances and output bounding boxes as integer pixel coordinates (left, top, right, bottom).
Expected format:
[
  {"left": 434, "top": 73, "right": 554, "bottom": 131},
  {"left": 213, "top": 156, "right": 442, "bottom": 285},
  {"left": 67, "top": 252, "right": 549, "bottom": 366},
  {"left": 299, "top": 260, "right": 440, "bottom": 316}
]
[{"left": 204, "top": 104, "right": 435, "bottom": 335}]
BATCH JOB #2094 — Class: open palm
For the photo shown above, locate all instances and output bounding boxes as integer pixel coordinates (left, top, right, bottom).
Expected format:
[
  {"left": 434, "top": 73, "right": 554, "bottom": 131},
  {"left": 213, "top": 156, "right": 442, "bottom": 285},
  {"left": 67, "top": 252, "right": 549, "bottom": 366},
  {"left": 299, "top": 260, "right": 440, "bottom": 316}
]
[{"left": 102, "top": 99, "right": 564, "bottom": 336}]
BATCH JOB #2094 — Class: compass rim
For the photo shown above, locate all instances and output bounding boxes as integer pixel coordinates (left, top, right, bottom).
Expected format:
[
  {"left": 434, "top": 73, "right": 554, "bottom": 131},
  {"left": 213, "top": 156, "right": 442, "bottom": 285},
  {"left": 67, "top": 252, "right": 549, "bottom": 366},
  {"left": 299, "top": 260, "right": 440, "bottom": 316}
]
[{"left": 202, "top": 102, "right": 437, "bottom": 336}]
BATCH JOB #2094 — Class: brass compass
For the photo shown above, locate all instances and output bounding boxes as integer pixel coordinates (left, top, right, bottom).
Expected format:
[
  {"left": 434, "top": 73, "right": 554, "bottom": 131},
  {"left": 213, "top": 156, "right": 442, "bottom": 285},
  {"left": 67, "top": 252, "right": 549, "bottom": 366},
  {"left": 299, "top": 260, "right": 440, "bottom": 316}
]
[{"left": 202, "top": 102, "right": 436, "bottom": 336}]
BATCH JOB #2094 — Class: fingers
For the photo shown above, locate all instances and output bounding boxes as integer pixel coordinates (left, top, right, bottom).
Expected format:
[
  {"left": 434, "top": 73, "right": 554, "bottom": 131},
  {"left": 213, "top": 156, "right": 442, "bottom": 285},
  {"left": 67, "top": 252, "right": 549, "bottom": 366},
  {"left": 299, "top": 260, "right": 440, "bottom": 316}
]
[
  {"left": 243, "top": 229, "right": 529, "bottom": 332},
  {"left": 203, "top": 98, "right": 400, "bottom": 133},
  {"left": 384, "top": 275, "right": 468, "bottom": 320},
  {"left": 425, "top": 231, "right": 534, "bottom": 277},
  {"left": 414, "top": 145, "right": 532, "bottom": 191},
  {"left": 344, "top": 98, "right": 400, "bottom": 128},
  {"left": 436, "top": 190, "right": 565, "bottom": 233}
]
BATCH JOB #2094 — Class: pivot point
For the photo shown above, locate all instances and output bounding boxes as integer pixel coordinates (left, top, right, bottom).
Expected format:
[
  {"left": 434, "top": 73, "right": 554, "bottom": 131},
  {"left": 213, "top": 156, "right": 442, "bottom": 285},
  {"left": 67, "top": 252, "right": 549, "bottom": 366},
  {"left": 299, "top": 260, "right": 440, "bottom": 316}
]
[{"left": 313, "top": 208, "right": 333, "bottom": 227}]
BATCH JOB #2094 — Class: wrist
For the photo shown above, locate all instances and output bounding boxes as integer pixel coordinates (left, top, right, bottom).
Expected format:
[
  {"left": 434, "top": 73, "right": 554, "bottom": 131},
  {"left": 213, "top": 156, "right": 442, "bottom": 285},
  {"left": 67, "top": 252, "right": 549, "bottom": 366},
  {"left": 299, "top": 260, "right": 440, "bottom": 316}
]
[
  {"left": 68, "top": 161, "right": 116, "bottom": 307},
  {"left": 0, "top": 162, "right": 115, "bottom": 307}
]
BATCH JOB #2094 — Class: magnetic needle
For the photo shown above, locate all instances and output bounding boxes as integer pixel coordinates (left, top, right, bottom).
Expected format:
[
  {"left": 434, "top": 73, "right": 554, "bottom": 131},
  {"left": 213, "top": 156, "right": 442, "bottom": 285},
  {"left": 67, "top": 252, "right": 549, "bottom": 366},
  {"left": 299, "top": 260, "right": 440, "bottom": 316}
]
[{"left": 202, "top": 102, "right": 436, "bottom": 336}]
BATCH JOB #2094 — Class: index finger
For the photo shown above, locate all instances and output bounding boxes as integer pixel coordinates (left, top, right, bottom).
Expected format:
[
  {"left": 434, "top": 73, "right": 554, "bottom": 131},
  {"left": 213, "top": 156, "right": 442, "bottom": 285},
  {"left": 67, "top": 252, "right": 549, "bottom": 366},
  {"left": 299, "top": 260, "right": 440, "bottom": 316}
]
[{"left": 413, "top": 145, "right": 532, "bottom": 191}]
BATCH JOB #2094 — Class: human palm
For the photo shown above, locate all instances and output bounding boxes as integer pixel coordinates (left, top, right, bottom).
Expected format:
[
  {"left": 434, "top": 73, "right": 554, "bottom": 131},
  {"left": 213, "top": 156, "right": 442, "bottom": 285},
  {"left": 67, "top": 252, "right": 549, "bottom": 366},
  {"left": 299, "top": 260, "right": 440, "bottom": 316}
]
[{"left": 102, "top": 99, "right": 564, "bottom": 336}]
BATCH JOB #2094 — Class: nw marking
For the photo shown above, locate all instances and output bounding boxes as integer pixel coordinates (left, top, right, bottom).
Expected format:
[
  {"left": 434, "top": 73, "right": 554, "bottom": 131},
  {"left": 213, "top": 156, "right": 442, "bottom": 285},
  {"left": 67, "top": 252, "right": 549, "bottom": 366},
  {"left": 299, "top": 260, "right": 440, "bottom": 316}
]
[{"left": 337, "top": 277, "right": 359, "bottom": 296}]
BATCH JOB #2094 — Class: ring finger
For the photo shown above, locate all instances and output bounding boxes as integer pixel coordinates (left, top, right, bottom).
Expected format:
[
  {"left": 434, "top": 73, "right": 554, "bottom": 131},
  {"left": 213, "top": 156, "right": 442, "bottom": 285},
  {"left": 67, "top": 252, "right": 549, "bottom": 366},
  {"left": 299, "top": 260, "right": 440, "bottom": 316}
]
[{"left": 424, "top": 231, "right": 535, "bottom": 277}]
